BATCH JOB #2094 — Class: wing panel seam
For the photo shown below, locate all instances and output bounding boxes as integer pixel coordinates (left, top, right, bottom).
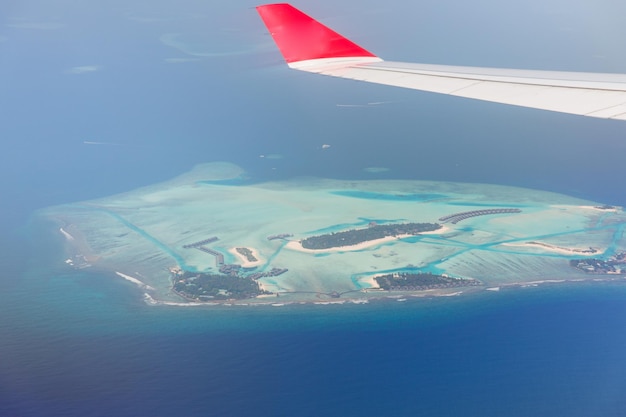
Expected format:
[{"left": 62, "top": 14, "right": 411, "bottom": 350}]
[{"left": 357, "top": 66, "right": 626, "bottom": 93}]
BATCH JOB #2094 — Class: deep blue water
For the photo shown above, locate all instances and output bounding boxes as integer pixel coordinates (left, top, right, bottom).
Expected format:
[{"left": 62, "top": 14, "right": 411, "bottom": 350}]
[
  {"left": 3, "top": 2, "right": 626, "bottom": 414},
  {"left": 1, "top": 222, "right": 626, "bottom": 417},
  {"left": 1, "top": 137, "right": 625, "bottom": 416},
  {"left": 1, "top": 151, "right": 625, "bottom": 416}
]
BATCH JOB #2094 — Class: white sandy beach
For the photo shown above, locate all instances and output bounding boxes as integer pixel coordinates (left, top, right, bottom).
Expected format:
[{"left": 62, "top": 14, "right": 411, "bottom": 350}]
[
  {"left": 552, "top": 204, "right": 620, "bottom": 213},
  {"left": 284, "top": 235, "right": 408, "bottom": 253},
  {"left": 502, "top": 242, "right": 599, "bottom": 256},
  {"left": 358, "top": 275, "right": 381, "bottom": 289},
  {"left": 285, "top": 228, "right": 451, "bottom": 254},
  {"left": 228, "top": 247, "right": 263, "bottom": 267}
]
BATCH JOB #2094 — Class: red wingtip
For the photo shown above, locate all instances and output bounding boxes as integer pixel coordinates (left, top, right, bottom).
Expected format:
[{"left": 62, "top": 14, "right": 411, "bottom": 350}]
[{"left": 256, "top": 3, "right": 376, "bottom": 63}]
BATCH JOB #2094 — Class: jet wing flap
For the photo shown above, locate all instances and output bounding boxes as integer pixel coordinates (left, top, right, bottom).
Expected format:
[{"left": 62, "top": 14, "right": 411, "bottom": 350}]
[{"left": 317, "top": 62, "right": 626, "bottom": 119}]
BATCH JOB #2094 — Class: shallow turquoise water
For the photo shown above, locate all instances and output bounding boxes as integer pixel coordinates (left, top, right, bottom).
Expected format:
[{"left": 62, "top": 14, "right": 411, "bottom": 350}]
[{"left": 2, "top": 229, "right": 626, "bottom": 417}]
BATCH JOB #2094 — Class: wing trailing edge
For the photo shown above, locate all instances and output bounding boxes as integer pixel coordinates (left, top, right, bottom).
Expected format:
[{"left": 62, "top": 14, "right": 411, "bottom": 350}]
[{"left": 256, "top": 3, "right": 626, "bottom": 120}]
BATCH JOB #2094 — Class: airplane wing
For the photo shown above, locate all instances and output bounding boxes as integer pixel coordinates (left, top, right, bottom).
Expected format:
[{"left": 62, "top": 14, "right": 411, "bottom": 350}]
[{"left": 256, "top": 3, "right": 626, "bottom": 120}]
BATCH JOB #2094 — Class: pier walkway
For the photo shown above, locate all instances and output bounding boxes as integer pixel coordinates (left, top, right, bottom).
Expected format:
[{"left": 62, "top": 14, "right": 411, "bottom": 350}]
[
  {"left": 183, "top": 237, "right": 219, "bottom": 249},
  {"left": 439, "top": 208, "right": 521, "bottom": 224}
]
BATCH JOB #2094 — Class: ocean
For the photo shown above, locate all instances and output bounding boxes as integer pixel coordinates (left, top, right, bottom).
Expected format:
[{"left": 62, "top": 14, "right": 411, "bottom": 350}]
[
  {"left": 3, "top": 1, "right": 626, "bottom": 414},
  {"left": 2, "top": 126, "right": 626, "bottom": 416},
  {"left": 2, "top": 98, "right": 626, "bottom": 416},
  {"left": 1, "top": 215, "right": 626, "bottom": 416}
]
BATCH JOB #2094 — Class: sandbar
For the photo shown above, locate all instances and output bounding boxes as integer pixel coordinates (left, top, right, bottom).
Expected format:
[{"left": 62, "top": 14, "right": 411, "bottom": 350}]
[{"left": 501, "top": 242, "right": 598, "bottom": 256}]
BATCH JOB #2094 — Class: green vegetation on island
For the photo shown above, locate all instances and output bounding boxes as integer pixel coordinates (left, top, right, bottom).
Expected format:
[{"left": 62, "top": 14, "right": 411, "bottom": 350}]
[
  {"left": 172, "top": 270, "right": 270, "bottom": 300},
  {"left": 301, "top": 222, "right": 441, "bottom": 250},
  {"left": 570, "top": 251, "right": 626, "bottom": 274},
  {"left": 235, "top": 247, "right": 258, "bottom": 262},
  {"left": 374, "top": 272, "right": 481, "bottom": 291}
]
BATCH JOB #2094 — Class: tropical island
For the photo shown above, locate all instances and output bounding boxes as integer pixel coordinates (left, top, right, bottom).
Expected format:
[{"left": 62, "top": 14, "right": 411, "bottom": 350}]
[
  {"left": 570, "top": 251, "right": 626, "bottom": 274},
  {"left": 40, "top": 162, "right": 626, "bottom": 306},
  {"left": 374, "top": 272, "right": 481, "bottom": 291},
  {"left": 300, "top": 222, "right": 441, "bottom": 250},
  {"left": 235, "top": 247, "right": 258, "bottom": 262},
  {"left": 172, "top": 268, "right": 272, "bottom": 301}
]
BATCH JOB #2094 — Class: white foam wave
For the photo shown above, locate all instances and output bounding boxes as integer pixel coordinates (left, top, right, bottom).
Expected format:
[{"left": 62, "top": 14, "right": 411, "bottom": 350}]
[
  {"left": 59, "top": 227, "right": 74, "bottom": 241},
  {"left": 115, "top": 272, "right": 155, "bottom": 291}
]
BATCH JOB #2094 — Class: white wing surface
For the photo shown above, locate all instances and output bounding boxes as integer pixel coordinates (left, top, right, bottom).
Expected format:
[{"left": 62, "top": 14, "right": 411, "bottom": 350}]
[{"left": 257, "top": 3, "right": 626, "bottom": 120}]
